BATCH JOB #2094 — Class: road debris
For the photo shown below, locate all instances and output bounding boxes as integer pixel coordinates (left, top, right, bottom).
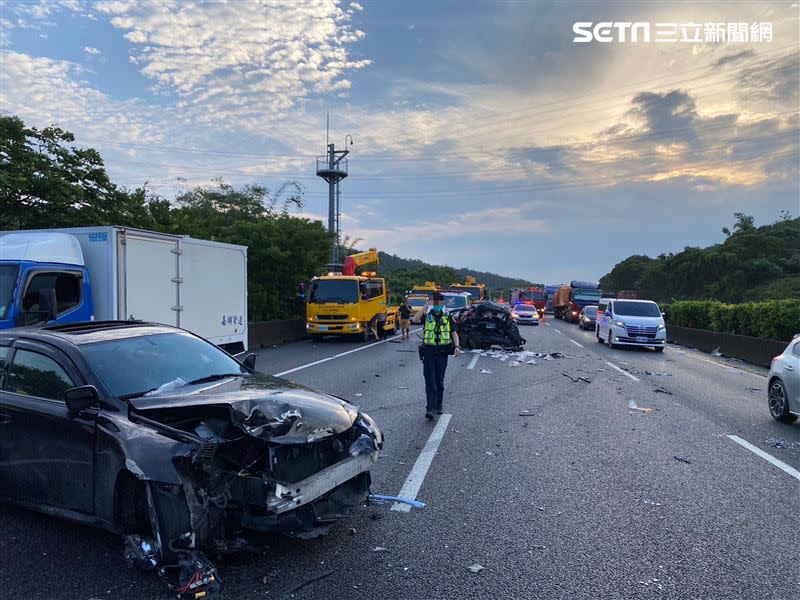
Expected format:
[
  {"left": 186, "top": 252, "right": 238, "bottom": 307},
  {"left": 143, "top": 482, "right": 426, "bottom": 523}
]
[
  {"left": 653, "top": 387, "right": 673, "bottom": 395},
  {"left": 628, "top": 399, "right": 653, "bottom": 414},
  {"left": 518, "top": 410, "right": 536, "bottom": 417},
  {"left": 479, "top": 369, "right": 493, "bottom": 374},
  {"left": 368, "top": 494, "right": 426, "bottom": 510},
  {"left": 562, "top": 373, "right": 590, "bottom": 383},
  {"left": 711, "top": 347, "right": 722, "bottom": 357},
  {"left": 673, "top": 456, "right": 692, "bottom": 464},
  {"left": 278, "top": 570, "right": 335, "bottom": 600},
  {"left": 466, "top": 564, "right": 485, "bottom": 573},
  {"left": 766, "top": 438, "right": 800, "bottom": 450},
  {"left": 643, "top": 499, "right": 662, "bottom": 506},
  {"left": 373, "top": 547, "right": 389, "bottom": 552}
]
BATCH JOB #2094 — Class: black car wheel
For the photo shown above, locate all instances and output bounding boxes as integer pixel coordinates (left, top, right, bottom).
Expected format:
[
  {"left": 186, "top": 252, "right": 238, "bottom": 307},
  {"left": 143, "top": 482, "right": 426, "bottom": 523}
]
[
  {"left": 768, "top": 378, "right": 797, "bottom": 423},
  {"left": 596, "top": 326, "right": 604, "bottom": 343},
  {"left": 607, "top": 329, "right": 616, "bottom": 349}
]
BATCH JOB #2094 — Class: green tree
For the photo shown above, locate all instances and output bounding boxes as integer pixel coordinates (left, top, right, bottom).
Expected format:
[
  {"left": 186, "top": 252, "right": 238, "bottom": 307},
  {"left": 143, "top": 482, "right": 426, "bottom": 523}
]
[{"left": 0, "top": 115, "right": 149, "bottom": 229}]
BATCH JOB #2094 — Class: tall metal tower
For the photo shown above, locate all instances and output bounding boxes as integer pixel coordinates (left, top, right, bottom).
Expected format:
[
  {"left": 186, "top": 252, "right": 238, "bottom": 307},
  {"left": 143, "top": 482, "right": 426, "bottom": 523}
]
[{"left": 316, "top": 115, "right": 352, "bottom": 269}]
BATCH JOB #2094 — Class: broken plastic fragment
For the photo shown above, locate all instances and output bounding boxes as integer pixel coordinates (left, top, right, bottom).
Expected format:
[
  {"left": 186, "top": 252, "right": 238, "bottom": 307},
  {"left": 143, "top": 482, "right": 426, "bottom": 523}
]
[
  {"left": 349, "top": 433, "right": 376, "bottom": 457},
  {"left": 479, "top": 369, "right": 493, "bottom": 374},
  {"left": 307, "top": 427, "right": 334, "bottom": 443},
  {"left": 466, "top": 564, "right": 484, "bottom": 573},
  {"left": 144, "top": 377, "right": 186, "bottom": 396},
  {"left": 368, "top": 494, "right": 426, "bottom": 509}
]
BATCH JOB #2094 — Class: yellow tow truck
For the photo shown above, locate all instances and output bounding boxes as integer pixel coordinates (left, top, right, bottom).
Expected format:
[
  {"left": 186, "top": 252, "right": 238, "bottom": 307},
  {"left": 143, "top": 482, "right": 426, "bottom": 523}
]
[
  {"left": 304, "top": 248, "right": 398, "bottom": 341},
  {"left": 449, "top": 275, "right": 487, "bottom": 303}
]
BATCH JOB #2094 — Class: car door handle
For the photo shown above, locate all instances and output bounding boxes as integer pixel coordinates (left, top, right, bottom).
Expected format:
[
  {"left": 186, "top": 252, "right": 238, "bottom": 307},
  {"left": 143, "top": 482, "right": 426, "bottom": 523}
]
[
  {"left": 0, "top": 412, "right": 11, "bottom": 424},
  {"left": 785, "top": 365, "right": 794, "bottom": 371}
]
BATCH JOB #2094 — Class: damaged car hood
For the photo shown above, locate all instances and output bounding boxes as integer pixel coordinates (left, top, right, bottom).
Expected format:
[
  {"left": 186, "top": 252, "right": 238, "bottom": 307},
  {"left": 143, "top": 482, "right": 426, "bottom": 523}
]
[{"left": 128, "top": 374, "right": 359, "bottom": 444}]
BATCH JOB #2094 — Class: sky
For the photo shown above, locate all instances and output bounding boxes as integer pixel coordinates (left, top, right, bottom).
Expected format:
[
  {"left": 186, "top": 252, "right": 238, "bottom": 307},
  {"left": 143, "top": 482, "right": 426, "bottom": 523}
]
[{"left": 1, "top": 0, "right": 798, "bottom": 284}]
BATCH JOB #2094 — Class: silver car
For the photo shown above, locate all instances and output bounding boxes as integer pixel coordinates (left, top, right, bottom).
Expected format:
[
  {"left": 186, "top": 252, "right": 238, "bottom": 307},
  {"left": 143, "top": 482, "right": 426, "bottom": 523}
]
[{"left": 768, "top": 334, "right": 800, "bottom": 423}]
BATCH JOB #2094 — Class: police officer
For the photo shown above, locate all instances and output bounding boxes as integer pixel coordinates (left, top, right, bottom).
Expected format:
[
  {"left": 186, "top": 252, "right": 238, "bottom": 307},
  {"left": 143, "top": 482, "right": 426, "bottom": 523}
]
[{"left": 414, "top": 292, "right": 460, "bottom": 420}]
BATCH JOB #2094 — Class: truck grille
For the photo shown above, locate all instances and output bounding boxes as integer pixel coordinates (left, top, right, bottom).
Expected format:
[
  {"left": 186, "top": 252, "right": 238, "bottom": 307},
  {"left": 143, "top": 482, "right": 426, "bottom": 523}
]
[
  {"left": 625, "top": 326, "right": 658, "bottom": 337},
  {"left": 316, "top": 315, "right": 348, "bottom": 321}
]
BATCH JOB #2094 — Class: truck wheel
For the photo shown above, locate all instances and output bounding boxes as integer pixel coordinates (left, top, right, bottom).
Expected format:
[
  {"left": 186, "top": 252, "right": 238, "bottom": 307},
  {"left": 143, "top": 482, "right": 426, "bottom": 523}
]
[
  {"left": 654, "top": 346, "right": 664, "bottom": 353},
  {"left": 362, "top": 323, "right": 371, "bottom": 342}
]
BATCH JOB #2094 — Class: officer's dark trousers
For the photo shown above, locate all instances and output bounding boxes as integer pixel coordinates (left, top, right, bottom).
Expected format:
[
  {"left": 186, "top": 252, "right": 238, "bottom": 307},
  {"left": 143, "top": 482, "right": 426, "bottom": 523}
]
[{"left": 422, "top": 346, "right": 448, "bottom": 412}]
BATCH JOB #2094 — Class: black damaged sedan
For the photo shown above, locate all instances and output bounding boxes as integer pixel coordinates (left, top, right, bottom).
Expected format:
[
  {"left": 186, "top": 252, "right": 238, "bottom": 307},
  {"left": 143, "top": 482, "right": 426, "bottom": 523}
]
[{"left": 0, "top": 321, "right": 382, "bottom": 597}]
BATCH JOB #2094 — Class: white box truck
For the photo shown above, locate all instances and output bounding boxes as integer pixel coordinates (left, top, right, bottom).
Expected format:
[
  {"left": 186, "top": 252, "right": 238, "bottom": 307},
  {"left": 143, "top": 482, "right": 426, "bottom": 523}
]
[{"left": 0, "top": 226, "right": 248, "bottom": 351}]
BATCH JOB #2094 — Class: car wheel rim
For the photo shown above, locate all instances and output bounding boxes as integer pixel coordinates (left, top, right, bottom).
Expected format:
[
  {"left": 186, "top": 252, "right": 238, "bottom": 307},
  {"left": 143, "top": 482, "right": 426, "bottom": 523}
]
[{"left": 768, "top": 382, "right": 786, "bottom": 416}]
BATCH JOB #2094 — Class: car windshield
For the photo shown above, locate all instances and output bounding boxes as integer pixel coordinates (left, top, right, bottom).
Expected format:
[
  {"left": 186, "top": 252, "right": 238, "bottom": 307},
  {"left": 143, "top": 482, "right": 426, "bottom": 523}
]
[
  {"left": 0, "top": 264, "right": 19, "bottom": 320},
  {"left": 584, "top": 306, "right": 598, "bottom": 317},
  {"left": 443, "top": 295, "right": 468, "bottom": 309},
  {"left": 515, "top": 303, "right": 537, "bottom": 312},
  {"left": 614, "top": 301, "right": 661, "bottom": 317},
  {"left": 309, "top": 279, "right": 359, "bottom": 304},
  {"left": 81, "top": 332, "right": 247, "bottom": 399}
]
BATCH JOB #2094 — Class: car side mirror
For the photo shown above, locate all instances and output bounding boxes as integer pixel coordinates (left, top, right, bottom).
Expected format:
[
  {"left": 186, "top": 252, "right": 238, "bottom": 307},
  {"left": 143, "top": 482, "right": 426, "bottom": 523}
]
[
  {"left": 242, "top": 352, "right": 257, "bottom": 372},
  {"left": 661, "top": 312, "right": 666, "bottom": 317},
  {"left": 64, "top": 385, "right": 99, "bottom": 418}
]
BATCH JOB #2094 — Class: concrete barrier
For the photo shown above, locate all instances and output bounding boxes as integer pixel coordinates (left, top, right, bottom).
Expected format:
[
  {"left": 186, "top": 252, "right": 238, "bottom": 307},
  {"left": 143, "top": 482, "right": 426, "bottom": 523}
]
[
  {"left": 666, "top": 325, "right": 787, "bottom": 368},
  {"left": 249, "top": 319, "right": 306, "bottom": 349}
]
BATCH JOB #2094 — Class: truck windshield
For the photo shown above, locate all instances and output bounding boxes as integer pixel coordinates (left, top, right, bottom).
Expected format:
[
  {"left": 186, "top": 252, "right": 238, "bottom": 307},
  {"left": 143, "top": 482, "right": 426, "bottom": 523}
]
[
  {"left": 81, "top": 332, "right": 247, "bottom": 399},
  {"left": 406, "top": 297, "right": 428, "bottom": 309},
  {"left": 614, "top": 301, "right": 661, "bottom": 317},
  {"left": 519, "top": 290, "right": 544, "bottom": 302},
  {"left": 443, "top": 295, "right": 468, "bottom": 309},
  {"left": 455, "top": 286, "right": 482, "bottom": 300},
  {"left": 573, "top": 290, "right": 602, "bottom": 302},
  {"left": 0, "top": 265, "right": 20, "bottom": 320},
  {"left": 309, "top": 279, "right": 359, "bottom": 304}
]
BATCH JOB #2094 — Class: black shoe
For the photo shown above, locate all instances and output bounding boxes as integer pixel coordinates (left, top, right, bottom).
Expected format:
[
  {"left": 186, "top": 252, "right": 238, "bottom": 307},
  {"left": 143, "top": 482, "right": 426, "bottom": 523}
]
[
  {"left": 435, "top": 407, "right": 444, "bottom": 415},
  {"left": 425, "top": 410, "right": 434, "bottom": 420}
]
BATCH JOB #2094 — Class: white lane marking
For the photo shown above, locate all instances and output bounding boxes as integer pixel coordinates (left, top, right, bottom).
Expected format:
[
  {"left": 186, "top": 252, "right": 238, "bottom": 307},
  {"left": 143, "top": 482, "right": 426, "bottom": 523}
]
[
  {"left": 553, "top": 328, "right": 562, "bottom": 334},
  {"left": 727, "top": 435, "right": 800, "bottom": 482},
  {"left": 274, "top": 328, "right": 422, "bottom": 377},
  {"left": 605, "top": 361, "right": 640, "bottom": 382},
  {"left": 569, "top": 339, "right": 584, "bottom": 348},
  {"left": 392, "top": 413, "right": 453, "bottom": 512},
  {"left": 467, "top": 354, "right": 480, "bottom": 370}
]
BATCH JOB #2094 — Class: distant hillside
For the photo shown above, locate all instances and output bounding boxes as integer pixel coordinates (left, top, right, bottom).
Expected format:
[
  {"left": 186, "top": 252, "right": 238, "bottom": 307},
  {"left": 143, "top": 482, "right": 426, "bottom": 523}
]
[
  {"left": 376, "top": 251, "right": 533, "bottom": 302},
  {"left": 599, "top": 215, "right": 800, "bottom": 303}
]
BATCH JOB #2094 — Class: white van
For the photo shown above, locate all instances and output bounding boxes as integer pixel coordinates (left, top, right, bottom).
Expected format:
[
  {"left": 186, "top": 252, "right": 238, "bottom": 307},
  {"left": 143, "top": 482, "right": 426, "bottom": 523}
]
[{"left": 595, "top": 298, "right": 666, "bottom": 352}]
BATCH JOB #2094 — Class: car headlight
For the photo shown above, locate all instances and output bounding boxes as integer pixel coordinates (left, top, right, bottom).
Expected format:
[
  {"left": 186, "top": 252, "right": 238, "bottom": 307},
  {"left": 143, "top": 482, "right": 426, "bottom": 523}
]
[
  {"left": 511, "top": 312, "right": 519, "bottom": 318},
  {"left": 658, "top": 324, "right": 665, "bottom": 331},
  {"left": 615, "top": 321, "right": 626, "bottom": 328}
]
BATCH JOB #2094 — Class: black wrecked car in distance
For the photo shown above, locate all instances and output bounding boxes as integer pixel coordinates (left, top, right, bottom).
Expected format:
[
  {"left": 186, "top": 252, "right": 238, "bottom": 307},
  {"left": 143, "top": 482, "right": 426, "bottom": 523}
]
[{"left": 0, "top": 321, "right": 383, "bottom": 597}]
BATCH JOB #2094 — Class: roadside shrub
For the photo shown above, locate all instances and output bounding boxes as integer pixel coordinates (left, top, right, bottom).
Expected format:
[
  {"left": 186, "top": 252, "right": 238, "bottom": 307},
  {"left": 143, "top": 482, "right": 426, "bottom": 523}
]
[{"left": 666, "top": 299, "right": 800, "bottom": 341}]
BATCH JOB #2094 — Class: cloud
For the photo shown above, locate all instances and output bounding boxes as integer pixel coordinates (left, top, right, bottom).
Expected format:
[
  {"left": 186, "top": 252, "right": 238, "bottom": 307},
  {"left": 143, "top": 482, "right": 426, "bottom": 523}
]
[
  {"left": 96, "top": 0, "right": 370, "bottom": 130},
  {"left": 349, "top": 2, "right": 363, "bottom": 11},
  {"left": 82, "top": 46, "right": 101, "bottom": 55},
  {"left": 713, "top": 49, "right": 756, "bottom": 68}
]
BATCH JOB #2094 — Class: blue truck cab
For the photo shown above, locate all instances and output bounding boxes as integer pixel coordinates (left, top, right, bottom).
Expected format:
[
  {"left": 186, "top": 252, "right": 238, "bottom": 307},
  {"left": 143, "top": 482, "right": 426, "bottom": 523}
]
[{"left": 0, "top": 232, "right": 95, "bottom": 330}]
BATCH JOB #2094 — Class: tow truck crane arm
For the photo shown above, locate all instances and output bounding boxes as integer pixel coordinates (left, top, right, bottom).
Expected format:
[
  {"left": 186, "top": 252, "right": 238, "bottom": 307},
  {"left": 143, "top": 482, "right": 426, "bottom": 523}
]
[{"left": 342, "top": 248, "right": 379, "bottom": 276}]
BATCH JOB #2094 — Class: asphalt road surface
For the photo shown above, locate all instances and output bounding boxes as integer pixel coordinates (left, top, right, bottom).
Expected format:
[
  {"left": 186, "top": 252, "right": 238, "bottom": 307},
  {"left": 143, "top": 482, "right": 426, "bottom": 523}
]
[{"left": 2, "top": 319, "right": 798, "bottom": 599}]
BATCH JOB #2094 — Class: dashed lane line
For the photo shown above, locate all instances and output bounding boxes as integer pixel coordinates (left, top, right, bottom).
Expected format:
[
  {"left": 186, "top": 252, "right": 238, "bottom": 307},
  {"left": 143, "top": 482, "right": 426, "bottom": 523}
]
[
  {"left": 727, "top": 435, "right": 800, "bottom": 482},
  {"left": 605, "top": 361, "right": 641, "bottom": 382},
  {"left": 392, "top": 413, "right": 453, "bottom": 512},
  {"left": 274, "top": 328, "right": 422, "bottom": 377},
  {"left": 569, "top": 339, "right": 584, "bottom": 348},
  {"left": 552, "top": 328, "right": 562, "bottom": 334}
]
